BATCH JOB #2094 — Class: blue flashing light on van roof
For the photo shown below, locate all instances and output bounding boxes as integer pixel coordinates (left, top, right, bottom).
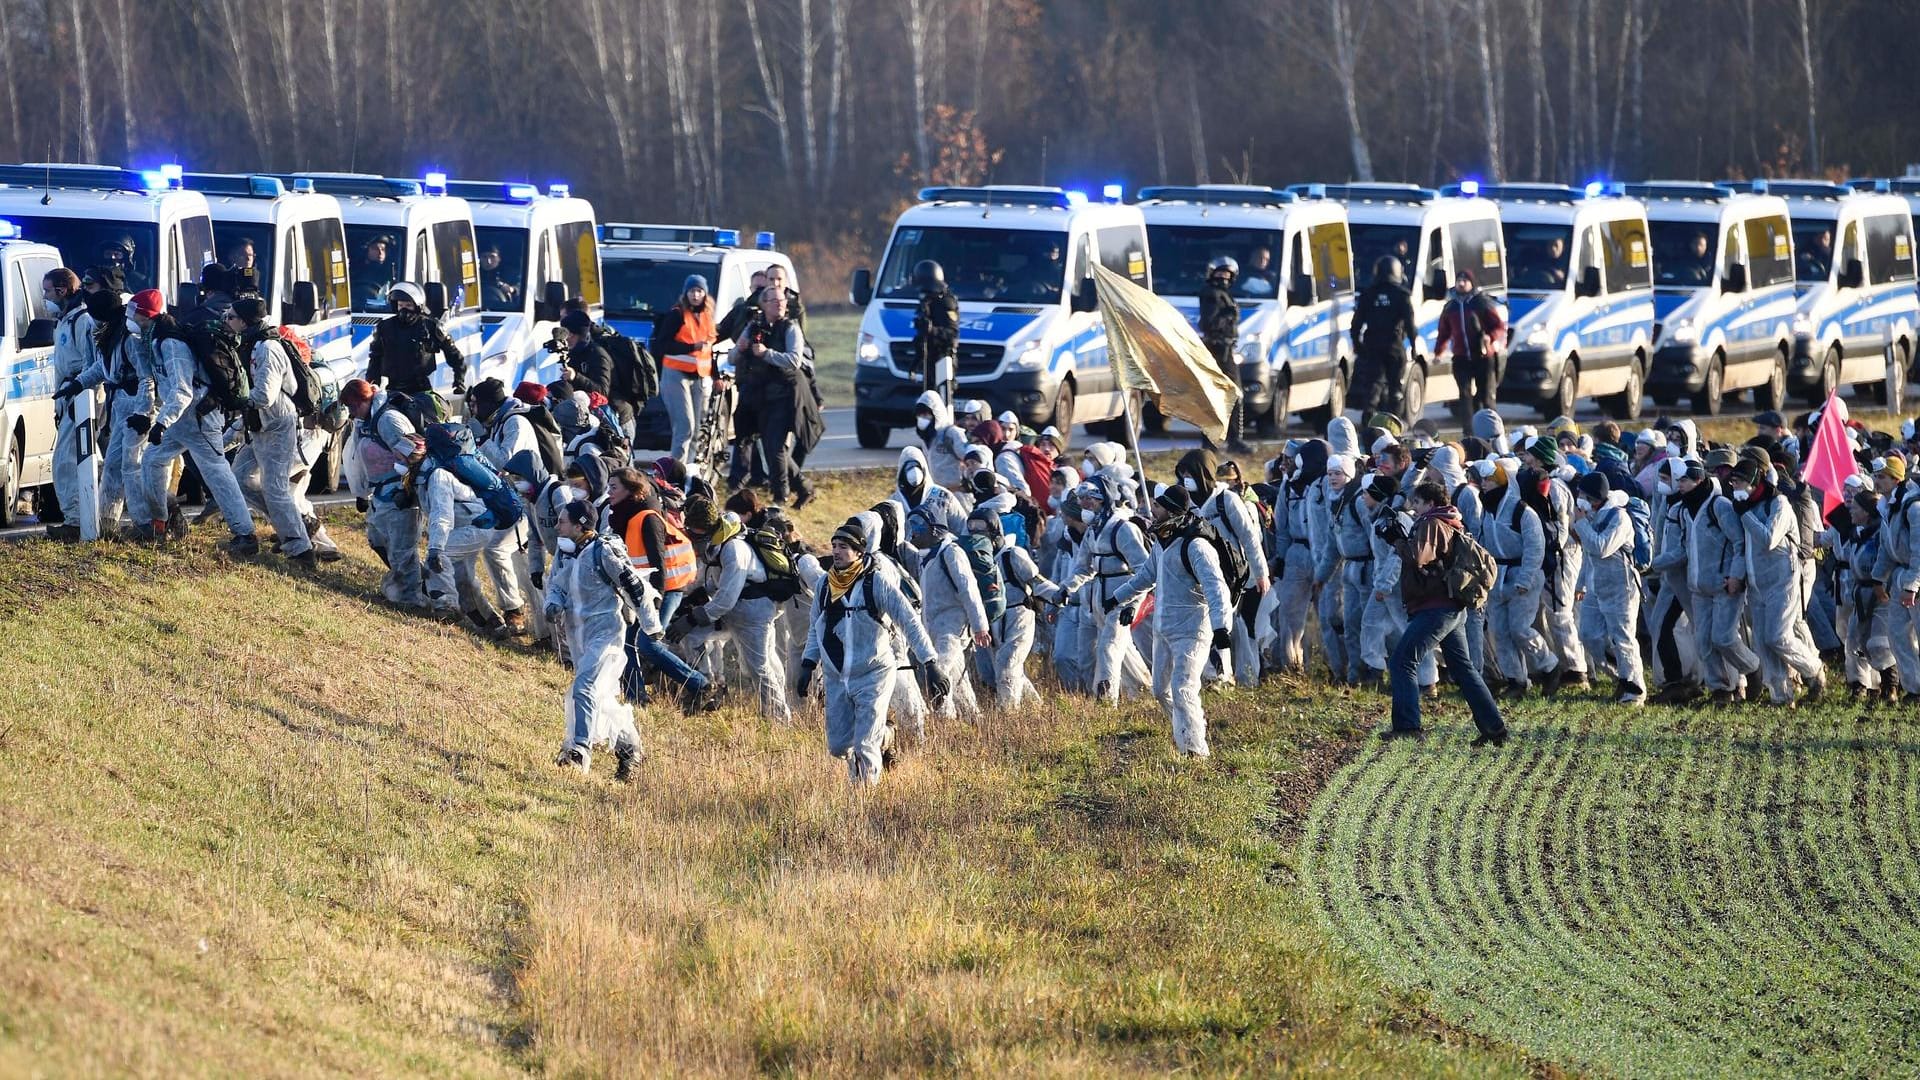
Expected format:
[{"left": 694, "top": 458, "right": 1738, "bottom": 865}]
[
  {"left": 915, "top": 186, "right": 1074, "bottom": 209},
  {"left": 247, "top": 175, "right": 283, "bottom": 198},
  {"left": 1136, "top": 185, "right": 1294, "bottom": 208},
  {"left": 1102, "top": 183, "right": 1124, "bottom": 203},
  {"left": 505, "top": 183, "right": 537, "bottom": 203},
  {"left": 549, "top": 183, "right": 570, "bottom": 199},
  {"left": 0, "top": 218, "right": 17, "bottom": 239},
  {"left": 1458, "top": 179, "right": 1480, "bottom": 197},
  {"left": 1301, "top": 183, "right": 1328, "bottom": 200},
  {"left": 160, "top": 163, "right": 184, "bottom": 186},
  {"left": 714, "top": 228, "right": 741, "bottom": 246},
  {"left": 138, "top": 170, "right": 169, "bottom": 192},
  {"left": 291, "top": 177, "right": 315, "bottom": 193},
  {"left": 423, "top": 171, "right": 448, "bottom": 195},
  {"left": 1584, "top": 181, "right": 1606, "bottom": 198},
  {"left": 1064, "top": 190, "right": 1089, "bottom": 207},
  {"left": 755, "top": 231, "right": 777, "bottom": 250}
]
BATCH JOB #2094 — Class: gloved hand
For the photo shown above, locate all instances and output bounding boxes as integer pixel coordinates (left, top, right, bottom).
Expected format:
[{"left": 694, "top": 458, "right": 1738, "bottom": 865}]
[
  {"left": 451, "top": 379, "right": 467, "bottom": 396},
  {"left": 147, "top": 422, "right": 166, "bottom": 446},
  {"left": 530, "top": 568, "right": 544, "bottom": 589},
  {"left": 922, "top": 661, "right": 951, "bottom": 703},
  {"left": 114, "top": 376, "right": 140, "bottom": 395},
  {"left": 53, "top": 379, "right": 82, "bottom": 401},
  {"left": 794, "top": 658, "right": 817, "bottom": 696},
  {"left": 126, "top": 414, "right": 152, "bottom": 435},
  {"left": 1103, "top": 594, "right": 1119, "bottom": 614},
  {"left": 1211, "top": 627, "right": 1233, "bottom": 652},
  {"left": 426, "top": 549, "right": 446, "bottom": 574},
  {"left": 355, "top": 496, "right": 371, "bottom": 514},
  {"left": 687, "top": 607, "right": 713, "bottom": 628},
  {"left": 1119, "top": 603, "right": 1138, "bottom": 627}
]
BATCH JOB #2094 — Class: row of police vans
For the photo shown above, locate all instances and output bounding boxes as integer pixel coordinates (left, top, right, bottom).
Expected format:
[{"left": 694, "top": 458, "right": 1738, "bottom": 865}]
[
  {"left": 846, "top": 178, "right": 1920, "bottom": 446},
  {"left": 0, "top": 160, "right": 809, "bottom": 524}
]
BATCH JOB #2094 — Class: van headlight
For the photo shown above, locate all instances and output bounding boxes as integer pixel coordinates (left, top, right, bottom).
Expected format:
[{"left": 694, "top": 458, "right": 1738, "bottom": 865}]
[
  {"left": 1790, "top": 314, "right": 1813, "bottom": 338},
  {"left": 857, "top": 333, "right": 883, "bottom": 364},
  {"left": 1239, "top": 337, "right": 1268, "bottom": 367},
  {"left": 1665, "top": 319, "right": 1698, "bottom": 345},
  {"left": 1524, "top": 326, "right": 1550, "bottom": 348},
  {"left": 1012, "top": 341, "right": 1046, "bottom": 370}
]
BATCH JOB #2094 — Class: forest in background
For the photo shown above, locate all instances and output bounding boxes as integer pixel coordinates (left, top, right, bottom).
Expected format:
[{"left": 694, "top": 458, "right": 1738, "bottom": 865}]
[{"left": 1, "top": 0, "right": 1915, "bottom": 276}]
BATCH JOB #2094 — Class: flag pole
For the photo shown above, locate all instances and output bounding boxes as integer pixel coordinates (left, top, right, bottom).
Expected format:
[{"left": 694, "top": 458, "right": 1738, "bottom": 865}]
[{"left": 1122, "top": 385, "right": 1151, "bottom": 492}]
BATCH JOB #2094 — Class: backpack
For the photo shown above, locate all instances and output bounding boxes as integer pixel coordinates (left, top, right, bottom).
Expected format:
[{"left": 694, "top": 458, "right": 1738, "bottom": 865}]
[
  {"left": 421, "top": 422, "right": 524, "bottom": 531},
  {"left": 380, "top": 389, "right": 445, "bottom": 436},
  {"left": 949, "top": 532, "right": 1007, "bottom": 621},
  {"left": 739, "top": 527, "right": 803, "bottom": 602},
  {"left": 273, "top": 328, "right": 323, "bottom": 418},
  {"left": 598, "top": 326, "right": 658, "bottom": 405},
  {"left": 503, "top": 402, "right": 567, "bottom": 477},
  {"left": 1623, "top": 494, "right": 1654, "bottom": 570},
  {"left": 1443, "top": 525, "right": 1499, "bottom": 610},
  {"left": 176, "top": 319, "right": 250, "bottom": 414},
  {"left": 999, "top": 500, "right": 1035, "bottom": 553},
  {"left": 1179, "top": 517, "right": 1249, "bottom": 606}
]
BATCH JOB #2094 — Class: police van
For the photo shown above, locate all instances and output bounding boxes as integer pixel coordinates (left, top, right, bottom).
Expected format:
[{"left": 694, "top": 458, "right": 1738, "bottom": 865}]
[
  {"left": 1462, "top": 182, "right": 1655, "bottom": 419},
  {"left": 0, "top": 163, "right": 215, "bottom": 305},
  {"left": 445, "top": 179, "right": 602, "bottom": 389},
  {"left": 1757, "top": 180, "right": 1918, "bottom": 408},
  {"left": 0, "top": 226, "right": 62, "bottom": 526},
  {"left": 1137, "top": 185, "right": 1354, "bottom": 431},
  {"left": 601, "top": 224, "right": 798, "bottom": 451},
  {"left": 1322, "top": 183, "right": 1506, "bottom": 418},
  {"left": 849, "top": 185, "right": 1150, "bottom": 449},
  {"left": 1632, "top": 183, "right": 1799, "bottom": 415}
]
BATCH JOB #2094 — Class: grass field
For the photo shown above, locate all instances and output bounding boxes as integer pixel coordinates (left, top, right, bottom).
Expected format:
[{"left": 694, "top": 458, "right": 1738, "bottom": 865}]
[
  {"left": 807, "top": 307, "right": 863, "bottom": 407},
  {"left": 1302, "top": 697, "right": 1920, "bottom": 1079}
]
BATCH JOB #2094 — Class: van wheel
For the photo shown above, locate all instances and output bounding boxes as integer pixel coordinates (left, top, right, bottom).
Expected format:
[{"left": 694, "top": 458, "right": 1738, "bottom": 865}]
[
  {"left": 1754, "top": 347, "right": 1789, "bottom": 412},
  {"left": 1047, "top": 384, "right": 1075, "bottom": 450},
  {"left": 1690, "top": 352, "right": 1725, "bottom": 416},
  {"left": 1605, "top": 357, "right": 1645, "bottom": 420},
  {"left": 1257, "top": 374, "right": 1288, "bottom": 436},
  {"left": 1544, "top": 361, "right": 1578, "bottom": 419},
  {"left": 1140, "top": 399, "right": 1167, "bottom": 435},
  {"left": 1887, "top": 341, "right": 1911, "bottom": 410},
  {"left": 1, "top": 433, "right": 21, "bottom": 529},
  {"left": 1808, "top": 345, "right": 1841, "bottom": 404},
  {"left": 1402, "top": 363, "right": 1427, "bottom": 421},
  {"left": 309, "top": 426, "right": 347, "bottom": 494},
  {"left": 855, "top": 410, "right": 891, "bottom": 450}
]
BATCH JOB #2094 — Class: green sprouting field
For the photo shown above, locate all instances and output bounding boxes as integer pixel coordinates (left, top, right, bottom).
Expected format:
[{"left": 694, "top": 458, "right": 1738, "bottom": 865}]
[{"left": 1302, "top": 699, "right": 1920, "bottom": 1078}]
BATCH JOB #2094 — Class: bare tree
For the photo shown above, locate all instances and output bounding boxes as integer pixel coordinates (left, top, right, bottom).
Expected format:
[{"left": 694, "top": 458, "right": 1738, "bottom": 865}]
[
  {"left": 1183, "top": 59, "right": 1208, "bottom": 183},
  {"left": 1523, "top": 0, "right": 1554, "bottom": 178},
  {"left": 797, "top": 0, "right": 822, "bottom": 193},
  {"left": 1795, "top": 0, "right": 1820, "bottom": 170},
  {"left": 65, "top": 0, "right": 96, "bottom": 163},
  {"left": 0, "top": 0, "right": 20, "bottom": 154},
  {"left": 1472, "top": 0, "right": 1502, "bottom": 180},
  {"left": 824, "top": 0, "right": 850, "bottom": 196},
  {"left": 901, "top": 0, "right": 934, "bottom": 179},
  {"left": 579, "top": 0, "right": 648, "bottom": 189},
  {"left": 743, "top": 0, "right": 796, "bottom": 174}
]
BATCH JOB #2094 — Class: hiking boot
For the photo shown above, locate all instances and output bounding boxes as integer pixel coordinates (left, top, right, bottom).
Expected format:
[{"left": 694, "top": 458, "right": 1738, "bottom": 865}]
[
  {"left": 1708, "top": 689, "right": 1737, "bottom": 707},
  {"left": 1541, "top": 666, "right": 1566, "bottom": 697},
  {"left": 227, "top": 532, "right": 260, "bottom": 557},
  {"left": 1617, "top": 683, "right": 1646, "bottom": 706},
  {"left": 166, "top": 501, "right": 188, "bottom": 541},
  {"left": 43, "top": 523, "right": 80, "bottom": 543},
  {"left": 613, "top": 744, "right": 641, "bottom": 783},
  {"left": 791, "top": 483, "right": 816, "bottom": 510},
  {"left": 555, "top": 745, "right": 589, "bottom": 774},
  {"left": 287, "top": 549, "right": 318, "bottom": 570},
  {"left": 1470, "top": 729, "right": 1510, "bottom": 748},
  {"left": 1377, "top": 728, "right": 1425, "bottom": 742},
  {"left": 315, "top": 546, "right": 343, "bottom": 563},
  {"left": 502, "top": 607, "right": 530, "bottom": 636},
  {"left": 269, "top": 534, "right": 285, "bottom": 554},
  {"left": 1801, "top": 674, "right": 1826, "bottom": 704},
  {"left": 1560, "top": 671, "right": 1591, "bottom": 693}
]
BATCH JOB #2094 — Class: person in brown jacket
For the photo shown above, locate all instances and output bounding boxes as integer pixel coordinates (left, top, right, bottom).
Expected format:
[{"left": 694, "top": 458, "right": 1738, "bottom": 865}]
[{"left": 1379, "top": 481, "right": 1510, "bottom": 745}]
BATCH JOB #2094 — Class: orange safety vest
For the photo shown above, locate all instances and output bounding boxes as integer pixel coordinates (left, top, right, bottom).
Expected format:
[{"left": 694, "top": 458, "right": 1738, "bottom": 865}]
[
  {"left": 662, "top": 305, "right": 715, "bottom": 377},
  {"left": 626, "top": 508, "right": 697, "bottom": 593}
]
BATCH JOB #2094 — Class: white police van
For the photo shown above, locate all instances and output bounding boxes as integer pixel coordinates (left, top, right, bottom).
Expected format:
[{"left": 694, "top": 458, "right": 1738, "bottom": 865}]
[
  {"left": 849, "top": 185, "right": 1150, "bottom": 449},
  {"left": 287, "top": 172, "right": 487, "bottom": 391},
  {"left": 446, "top": 179, "right": 602, "bottom": 389},
  {"left": 1324, "top": 183, "right": 1506, "bottom": 418},
  {"left": 1632, "top": 183, "right": 1799, "bottom": 415},
  {"left": 1758, "top": 180, "right": 1918, "bottom": 408},
  {"left": 0, "top": 163, "right": 215, "bottom": 305},
  {"left": 601, "top": 224, "right": 798, "bottom": 451},
  {"left": 1137, "top": 185, "right": 1354, "bottom": 431},
  {"left": 1466, "top": 183, "right": 1655, "bottom": 418},
  {"left": 0, "top": 226, "right": 62, "bottom": 526}
]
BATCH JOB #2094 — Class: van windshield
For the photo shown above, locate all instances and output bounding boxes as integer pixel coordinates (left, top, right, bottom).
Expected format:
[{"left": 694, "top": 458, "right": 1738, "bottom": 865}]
[
  {"left": 212, "top": 223, "right": 274, "bottom": 298},
  {"left": 1790, "top": 219, "right": 1837, "bottom": 284},
  {"left": 13, "top": 217, "right": 160, "bottom": 293},
  {"left": 1503, "top": 223, "right": 1574, "bottom": 291},
  {"left": 877, "top": 226, "right": 1070, "bottom": 304},
  {"left": 1144, "top": 225, "right": 1283, "bottom": 298},
  {"left": 475, "top": 226, "right": 531, "bottom": 312},
  {"left": 1648, "top": 220, "right": 1717, "bottom": 287},
  {"left": 1348, "top": 224, "right": 1421, "bottom": 287},
  {"left": 604, "top": 256, "right": 720, "bottom": 318},
  {"left": 344, "top": 224, "right": 402, "bottom": 311}
]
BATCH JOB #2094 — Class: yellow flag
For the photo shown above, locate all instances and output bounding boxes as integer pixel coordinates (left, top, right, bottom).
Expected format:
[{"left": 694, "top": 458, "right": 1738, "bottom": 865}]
[{"left": 1092, "top": 264, "right": 1242, "bottom": 445}]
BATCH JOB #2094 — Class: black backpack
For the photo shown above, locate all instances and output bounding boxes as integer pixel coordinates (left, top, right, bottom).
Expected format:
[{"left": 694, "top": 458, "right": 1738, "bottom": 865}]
[
  {"left": 277, "top": 335, "right": 323, "bottom": 418},
  {"left": 522, "top": 402, "right": 567, "bottom": 475},
  {"left": 598, "top": 326, "right": 657, "bottom": 406},
  {"left": 173, "top": 319, "right": 250, "bottom": 414},
  {"left": 378, "top": 390, "right": 444, "bottom": 436},
  {"left": 1179, "top": 517, "right": 1249, "bottom": 606}
]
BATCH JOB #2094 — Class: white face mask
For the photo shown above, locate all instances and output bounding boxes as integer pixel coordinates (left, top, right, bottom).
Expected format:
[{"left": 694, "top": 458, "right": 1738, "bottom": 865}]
[
  {"left": 1731, "top": 488, "right": 1750, "bottom": 503},
  {"left": 42, "top": 298, "right": 61, "bottom": 317},
  {"left": 903, "top": 464, "right": 925, "bottom": 488},
  {"left": 556, "top": 536, "right": 578, "bottom": 554},
  {"left": 1656, "top": 481, "right": 1674, "bottom": 497},
  {"left": 1182, "top": 476, "right": 1201, "bottom": 493},
  {"left": 916, "top": 415, "right": 933, "bottom": 431}
]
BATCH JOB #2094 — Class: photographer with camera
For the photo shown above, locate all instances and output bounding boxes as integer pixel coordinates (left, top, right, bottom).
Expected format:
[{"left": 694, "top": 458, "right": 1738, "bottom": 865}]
[
  {"left": 558, "top": 310, "right": 633, "bottom": 437},
  {"left": 719, "top": 270, "right": 772, "bottom": 489},
  {"left": 743, "top": 286, "right": 817, "bottom": 508}
]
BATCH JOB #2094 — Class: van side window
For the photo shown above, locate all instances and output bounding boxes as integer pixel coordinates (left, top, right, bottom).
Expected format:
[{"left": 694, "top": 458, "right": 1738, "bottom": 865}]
[
  {"left": 1576, "top": 227, "right": 1602, "bottom": 290},
  {"left": 1095, "top": 225, "right": 1150, "bottom": 287},
  {"left": 1309, "top": 221, "right": 1352, "bottom": 295},
  {"left": 1600, "top": 218, "right": 1652, "bottom": 293},
  {"left": 1449, "top": 218, "right": 1505, "bottom": 291},
  {"left": 1839, "top": 221, "right": 1863, "bottom": 283},
  {"left": 283, "top": 226, "right": 301, "bottom": 301},
  {"left": 8, "top": 261, "right": 31, "bottom": 339},
  {"left": 1865, "top": 213, "right": 1916, "bottom": 285},
  {"left": 1287, "top": 232, "right": 1313, "bottom": 304},
  {"left": 302, "top": 218, "right": 351, "bottom": 314},
  {"left": 414, "top": 232, "right": 431, "bottom": 288},
  {"left": 1743, "top": 215, "right": 1794, "bottom": 289},
  {"left": 552, "top": 219, "right": 602, "bottom": 306},
  {"left": 431, "top": 220, "right": 481, "bottom": 311},
  {"left": 1721, "top": 225, "right": 1744, "bottom": 281},
  {"left": 1424, "top": 227, "right": 1445, "bottom": 287},
  {"left": 178, "top": 215, "right": 215, "bottom": 301}
]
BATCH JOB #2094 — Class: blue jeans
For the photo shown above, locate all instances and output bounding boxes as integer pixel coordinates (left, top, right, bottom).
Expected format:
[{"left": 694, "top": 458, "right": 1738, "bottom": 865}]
[
  {"left": 1389, "top": 605, "right": 1506, "bottom": 736},
  {"left": 623, "top": 621, "right": 709, "bottom": 702}
]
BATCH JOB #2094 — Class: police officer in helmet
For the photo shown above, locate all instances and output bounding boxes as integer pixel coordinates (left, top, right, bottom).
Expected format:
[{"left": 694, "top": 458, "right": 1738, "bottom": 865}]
[
  {"left": 1349, "top": 255, "right": 1418, "bottom": 419},
  {"left": 911, "top": 259, "right": 960, "bottom": 405},
  {"left": 1199, "top": 255, "right": 1253, "bottom": 454},
  {"left": 367, "top": 282, "right": 468, "bottom": 411}
]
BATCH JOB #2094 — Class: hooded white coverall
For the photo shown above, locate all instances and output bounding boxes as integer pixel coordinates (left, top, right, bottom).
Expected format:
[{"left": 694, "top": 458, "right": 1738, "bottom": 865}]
[
  {"left": 1116, "top": 524, "right": 1231, "bottom": 757},
  {"left": 76, "top": 317, "right": 158, "bottom": 530},
  {"left": 233, "top": 333, "right": 312, "bottom": 556},
  {"left": 1573, "top": 490, "right": 1645, "bottom": 695},
  {"left": 803, "top": 555, "right": 939, "bottom": 783},
  {"left": 545, "top": 533, "right": 643, "bottom": 765},
  {"left": 916, "top": 532, "right": 989, "bottom": 720},
  {"left": 140, "top": 328, "right": 255, "bottom": 538}
]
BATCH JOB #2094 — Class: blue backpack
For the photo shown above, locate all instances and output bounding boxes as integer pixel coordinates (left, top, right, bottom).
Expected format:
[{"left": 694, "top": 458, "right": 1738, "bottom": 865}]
[
  {"left": 1624, "top": 494, "right": 1653, "bottom": 570},
  {"left": 423, "top": 422, "right": 524, "bottom": 531}
]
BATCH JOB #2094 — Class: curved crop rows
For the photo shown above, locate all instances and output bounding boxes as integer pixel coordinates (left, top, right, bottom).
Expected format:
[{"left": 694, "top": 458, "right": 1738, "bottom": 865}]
[{"left": 1301, "top": 702, "right": 1920, "bottom": 1078}]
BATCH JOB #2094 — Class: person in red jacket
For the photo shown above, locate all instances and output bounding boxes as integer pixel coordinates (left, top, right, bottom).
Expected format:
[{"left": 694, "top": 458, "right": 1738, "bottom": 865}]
[{"left": 1433, "top": 271, "right": 1506, "bottom": 413}]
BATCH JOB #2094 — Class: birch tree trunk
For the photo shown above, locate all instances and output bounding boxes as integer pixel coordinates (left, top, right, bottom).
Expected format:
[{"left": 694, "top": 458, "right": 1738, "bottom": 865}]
[
  {"left": 1473, "top": 0, "right": 1503, "bottom": 180},
  {"left": 902, "top": 0, "right": 932, "bottom": 180},
  {"left": 67, "top": 0, "right": 96, "bottom": 163},
  {"left": 112, "top": 0, "right": 134, "bottom": 161},
  {"left": 1184, "top": 60, "right": 1209, "bottom": 183},
  {"left": 798, "top": 0, "right": 821, "bottom": 194},
  {"left": 824, "top": 0, "right": 848, "bottom": 196},
  {"left": 1796, "top": 0, "right": 1820, "bottom": 171},
  {"left": 742, "top": 0, "right": 795, "bottom": 174},
  {"left": 1329, "top": 0, "right": 1375, "bottom": 180}
]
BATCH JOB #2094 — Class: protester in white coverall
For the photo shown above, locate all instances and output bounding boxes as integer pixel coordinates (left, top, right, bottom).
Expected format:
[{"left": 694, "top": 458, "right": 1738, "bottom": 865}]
[
  {"left": 1477, "top": 458, "right": 1558, "bottom": 696},
  {"left": 989, "top": 508, "right": 1062, "bottom": 708},
  {"left": 798, "top": 517, "right": 943, "bottom": 785},
  {"left": 1571, "top": 470, "right": 1647, "bottom": 704},
  {"left": 130, "top": 291, "right": 256, "bottom": 547},
  {"left": 468, "top": 378, "right": 539, "bottom": 637},
  {"left": 1677, "top": 461, "right": 1761, "bottom": 703},
  {"left": 1176, "top": 448, "right": 1267, "bottom": 686},
  {"left": 1310, "top": 453, "right": 1355, "bottom": 680},
  {"left": 45, "top": 269, "right": 98, "bottom": 539},
  {"left": 1523, "top": 436, "right": 1589, "bottom": 688},
  {"left": 342, "top": 380, "right": 426, "bottom": 606},
  {"left": 70, "top": 287, "right": 157, "bottom": 533},
  {"left": 689, "top": 514, "right": 791, "bottom": 724},
  {"left": 907, "top": 507, "right": 991, "bottom": 720},
  {"left": 1071, "top": 476, "right": 1154, "bottom": 703},
  {"left": 1267, "top": 440, "right": 1325, "bottom": 672},
  {"left": 1727, "top": 460, "right": 1826, "bottom": 705},
  {"left": 545, "top": 501, "right": 644, "bottom": 781},
  {"left": 1114, "top": 487, "right": 1233, "bottom": 757},
  {"left": 229, "top": 298, "right": 313, "bottom": 561},
  {"left": 1875, "top": 459, "right": 1920, "bottom": 698},
  {"left": 912, "top": 390, "right": 972, "bottom": 498},
  {"left": 422, "top": 440, "right": 522, "bottom": 634}
]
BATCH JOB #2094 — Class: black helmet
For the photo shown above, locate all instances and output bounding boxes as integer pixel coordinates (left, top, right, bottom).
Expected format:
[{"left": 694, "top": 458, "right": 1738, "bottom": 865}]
[
  {"left": 912, "top": 259, "right": 945, "bottom": 289},
  {"left": 1206, "top": 254, "right": 1239, "bottom": 279},
  {"left": 1371, "top": 255, "right": 1404, "bottom": 286}
]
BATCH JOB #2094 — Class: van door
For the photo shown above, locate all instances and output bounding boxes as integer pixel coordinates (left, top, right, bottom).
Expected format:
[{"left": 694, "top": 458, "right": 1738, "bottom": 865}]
[{"left": 7, "top": 253, "right": 58, "bottom": 485}]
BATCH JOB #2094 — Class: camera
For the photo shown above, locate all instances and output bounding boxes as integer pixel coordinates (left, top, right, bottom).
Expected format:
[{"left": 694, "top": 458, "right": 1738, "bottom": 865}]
[{"left": 543, "top": 328, "right": 568, "bottom": 356}]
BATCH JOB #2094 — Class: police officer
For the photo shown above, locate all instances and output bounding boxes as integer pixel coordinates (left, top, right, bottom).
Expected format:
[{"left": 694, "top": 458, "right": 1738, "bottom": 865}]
[
  {"left": 1199, "top": 256, "right": 1253, "bottom": 454},
  {"left": 1349, "top": 256, "right": 1418, "bottom": 418},
  {"left": 367, "top": 282, "right": 467, "bottom": 406},
  {"left": 911, "top": 260, "right": 959, "bottom": 404}
]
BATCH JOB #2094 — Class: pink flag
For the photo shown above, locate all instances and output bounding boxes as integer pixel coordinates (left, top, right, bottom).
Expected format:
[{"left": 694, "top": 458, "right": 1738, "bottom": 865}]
[{"left": 1801, "top": 391, "right": 1858, "bottom": 518}]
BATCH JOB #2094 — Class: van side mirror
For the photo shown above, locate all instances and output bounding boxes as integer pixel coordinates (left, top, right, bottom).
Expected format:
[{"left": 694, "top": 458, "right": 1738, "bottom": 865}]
[
  {"left": 175, "top": 283, "right": 201, "bottom": 312},
  {"left": 422, "top": 281, "right": 449, "bottom": 319},
  {"left": 1722, "top": 263, "right": 1748, "bottom": 294},
  {"left": 1425, "top": 267, "right": 1447, "bottom": 301},
  {"left": 20, "top": 317, "right": 55, "bottom": 349},
  {"left": 850, "top": 267, "right": 873, "bottom": 307},
  {"left": 1839, "top": 257, "right": 1864, "bottom": 290},
  {"left": 1070, "top": 277, "right": 1099, "bottom": 313},
  {"left": 536, "top": 280, "right": 568, "bottom": 322},
  {"left": 1576, "top": 265, "right": 1602, "bottom": 298},
  {"left": 286, "top": 280, "right": 321, "bottom": 325},
  {"left": 1287, "top": 274, "right": 1314, "bottom": 307}
]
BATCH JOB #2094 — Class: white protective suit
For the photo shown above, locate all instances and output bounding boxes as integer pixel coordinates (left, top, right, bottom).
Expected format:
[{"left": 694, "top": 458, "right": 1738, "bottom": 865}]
[
  {"left": 1538, "top": 472, "right": 1589, "bottom": 678},
  {"left": 355, "top": 394, "right": 425, "bottom": 606},
  {"left": 915, "top": 530, "right": 990, "bottom": 719},
  {"left": 699, "top": 525, "right": 791, "bottom": 724},
  {"left": 994, "top": 537, "right": 1063, "bottom": 707},
  {"left": 76, "top": 315, "right": 157, "bottom": 530},
  {"left": 423, "top": 465, "right": 524, "bottom": 618},
  {"left": 1877, "top": 482, "right": 1920, "bottom": 693},
  {"left": 1483, "top": 479, "right": 1558, "bottom": 689},
  {"left": 914, "top": 390, "right": 972, "bottom": 496},
  {"left": 140, "top": 325, "right": 254, "bottom": 538},
  {"left": 1116, "top": 519, "right": 1232, "bottom": 757},
  {"left": 1072, "top": 499, "right": 1154, "bottom": 703},
  {"left": 544, "top": 533, "right": 644, "bottom": 766},
  {"left": 1738, "top": 487, "right": 1825, "bottom": 702},
  {"left": 1683, "top": 480, "right": 1762, "bottom": 693},
  {"left": 1195, "top": 480, "right": 1268, "bottom": 685},
  {"left": 233, "top": 332, "right": 312, "bottom": 556},
  {"left": 1267, "top": 450, "right": 1323, "bottom": 671},
  {"left": 50, "top": 304, "right": 99, "bottom": 531},
  {"left": 802, "top": 553, "right": 939, "bottom": 783},
  {"left": 476, "top": 398, "right": 540, "bottom": 629},
  {"left": 1573, "top": 489, "right": 1646, "bottom": 697}
]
